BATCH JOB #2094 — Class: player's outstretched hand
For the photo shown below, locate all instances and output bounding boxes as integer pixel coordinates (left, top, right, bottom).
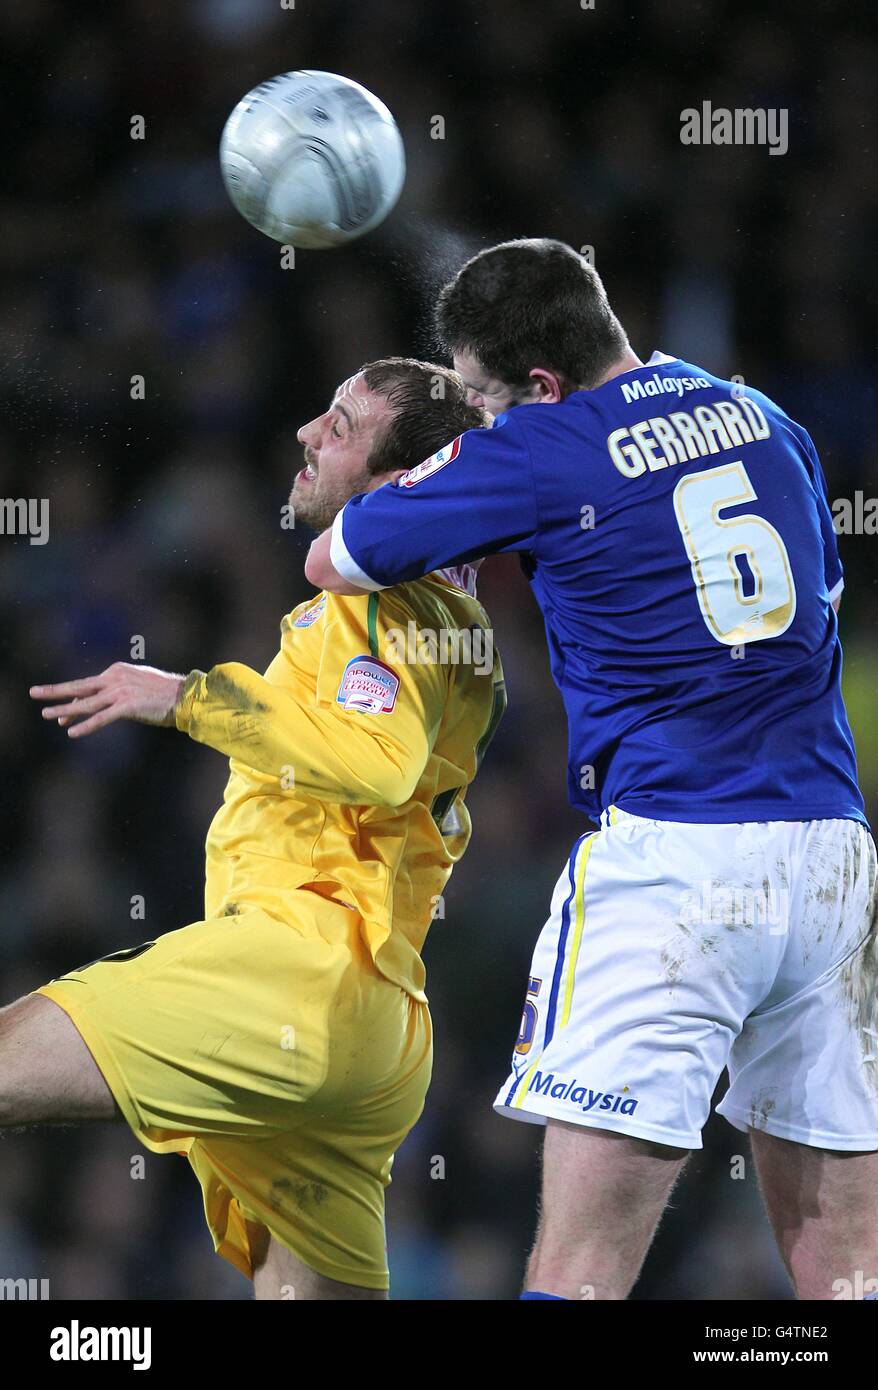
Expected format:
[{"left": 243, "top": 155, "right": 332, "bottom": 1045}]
[{"left": 29, "top": 663, "right": 187, "bottom": 738}]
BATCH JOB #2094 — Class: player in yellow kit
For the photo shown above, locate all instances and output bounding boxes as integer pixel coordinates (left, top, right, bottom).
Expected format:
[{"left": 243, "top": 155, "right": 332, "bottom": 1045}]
[{"left": 9, "top": 358, "right": 504, "bottom": 1299}]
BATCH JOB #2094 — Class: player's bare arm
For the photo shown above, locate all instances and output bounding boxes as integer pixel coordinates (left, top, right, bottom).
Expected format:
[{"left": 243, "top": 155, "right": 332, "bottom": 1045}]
[{"left": 305, "top": 527, "right": 365, "bottom": 593}]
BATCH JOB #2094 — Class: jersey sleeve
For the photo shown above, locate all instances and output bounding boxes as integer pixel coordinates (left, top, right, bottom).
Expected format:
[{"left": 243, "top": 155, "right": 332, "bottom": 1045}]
[
  {"left": 329, "top": 412, "right": 539, "bottom": 590},
  {"left": 175, "top": 592, "right": 448, "bottom": 808},
  {"left": 799, "top": 428, "right": 843, "bottom": 602}
]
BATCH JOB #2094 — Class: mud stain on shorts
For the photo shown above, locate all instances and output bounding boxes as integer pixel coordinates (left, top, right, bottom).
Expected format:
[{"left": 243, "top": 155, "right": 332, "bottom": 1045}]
[
  {"left": 748, "top": 1089, "right": 777, "bottom": 1131},
  {"left": 839, "top": 883, "right": 878, "bottom": 1096},
  {"left": 661, "top": 945, "right": 685, "bottom": 986}
]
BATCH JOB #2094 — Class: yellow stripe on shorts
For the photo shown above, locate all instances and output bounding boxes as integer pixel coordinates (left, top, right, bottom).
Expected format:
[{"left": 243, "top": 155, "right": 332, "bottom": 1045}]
[
  {"left": 511, "top": 833, "right": 596, "bottom": 1107},
  {"left": 559, "top": 832, "right": 595, "bottom": 1030}
]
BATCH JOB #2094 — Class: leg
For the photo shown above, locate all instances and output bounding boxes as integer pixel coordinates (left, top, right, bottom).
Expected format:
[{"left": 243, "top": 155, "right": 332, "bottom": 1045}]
[
  {"left": 0, "top": 994, "right": 119, "bottom": 1125},
  {"left": 750, "top": 1129, "right": 878, "bottom": 1299},
  {"left": 526, "top": 1119, "right": 689, "bottom": 1299},
  {"left": 249, "top": 1223, "right": 387, "bottom": 1301}
]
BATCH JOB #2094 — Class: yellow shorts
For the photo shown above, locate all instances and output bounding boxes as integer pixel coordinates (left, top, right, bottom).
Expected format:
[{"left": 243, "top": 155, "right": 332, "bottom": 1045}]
[{"left": 35, "top": 892, "right": 432, "bottom": 1290}]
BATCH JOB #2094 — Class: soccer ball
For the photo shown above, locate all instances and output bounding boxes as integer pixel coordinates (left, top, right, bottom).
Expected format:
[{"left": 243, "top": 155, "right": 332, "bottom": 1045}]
[{"left": 219, "top": 70, "right": 406, "bottom": 250}]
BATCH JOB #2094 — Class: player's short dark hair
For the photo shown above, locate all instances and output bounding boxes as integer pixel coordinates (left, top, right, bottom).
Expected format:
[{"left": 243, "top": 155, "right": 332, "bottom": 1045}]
[
  {"left": 436, "top": 238, "right": 629, "bottom": 394},
  {"left": 359, "top": 357, "right": 488, "bottom": 475}
]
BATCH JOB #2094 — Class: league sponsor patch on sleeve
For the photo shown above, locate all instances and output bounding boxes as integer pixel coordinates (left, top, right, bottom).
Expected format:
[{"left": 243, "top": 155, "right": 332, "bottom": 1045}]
[
  {"left": 336, "top": 655, "right": 400, "bottom": 714},
  {"left": 398, "top": 434, "right": 462, "bottom": 489},
  {"left": 293, "top": 594, "right": 327, "bottom": 627}
]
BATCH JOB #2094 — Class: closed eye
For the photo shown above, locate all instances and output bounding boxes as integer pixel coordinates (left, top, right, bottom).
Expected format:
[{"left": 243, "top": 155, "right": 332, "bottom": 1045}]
[{"left": 330, "top": 402, "right": 353, "bottom": 438}]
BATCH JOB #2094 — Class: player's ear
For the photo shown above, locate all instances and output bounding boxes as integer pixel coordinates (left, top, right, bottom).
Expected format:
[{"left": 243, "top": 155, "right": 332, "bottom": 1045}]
[
  {"left": 366, "top": 467, "right": 408, "bottom": 490},
  {"left": 528, "top": 367, "right": 564, "bottom": 403}
]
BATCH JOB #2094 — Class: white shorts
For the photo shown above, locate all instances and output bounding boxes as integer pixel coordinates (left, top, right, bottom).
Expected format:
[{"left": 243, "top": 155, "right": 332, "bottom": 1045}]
[{"left": 495, "top": 809, "right": 878, "bottom": 1150}]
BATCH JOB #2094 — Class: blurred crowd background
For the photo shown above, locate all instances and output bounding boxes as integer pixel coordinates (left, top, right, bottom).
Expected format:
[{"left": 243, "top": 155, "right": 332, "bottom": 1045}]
[{"left": 1, "top": 0, "right": 876, "bottom": 1300}]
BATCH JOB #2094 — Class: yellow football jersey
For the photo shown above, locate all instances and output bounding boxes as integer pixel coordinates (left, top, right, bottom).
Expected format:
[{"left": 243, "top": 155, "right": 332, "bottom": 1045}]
[{"left": 175, "top": 573, "right": 505, "bottom": 1001}]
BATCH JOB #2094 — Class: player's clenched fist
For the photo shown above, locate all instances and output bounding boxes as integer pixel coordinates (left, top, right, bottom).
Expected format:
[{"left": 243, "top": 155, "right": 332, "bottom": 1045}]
[{"left": 29, "top": 663, "right": 187, "bottom": 738}]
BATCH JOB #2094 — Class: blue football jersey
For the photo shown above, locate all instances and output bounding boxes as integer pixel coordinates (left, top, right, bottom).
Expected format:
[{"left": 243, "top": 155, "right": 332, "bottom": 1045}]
[{"left": 331, "top": 353, "right": 865, "bottom": 826}]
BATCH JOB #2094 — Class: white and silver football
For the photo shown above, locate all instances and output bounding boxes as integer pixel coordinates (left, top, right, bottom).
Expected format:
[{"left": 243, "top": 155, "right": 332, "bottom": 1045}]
[{"left": 220, "top": 70, "right": 406, "bottom": 249}]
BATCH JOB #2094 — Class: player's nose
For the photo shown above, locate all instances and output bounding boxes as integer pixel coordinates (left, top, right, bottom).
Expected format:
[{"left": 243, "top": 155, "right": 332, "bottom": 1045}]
[{"left": 297, "top": 418, "right": 320, "bottom": 447}]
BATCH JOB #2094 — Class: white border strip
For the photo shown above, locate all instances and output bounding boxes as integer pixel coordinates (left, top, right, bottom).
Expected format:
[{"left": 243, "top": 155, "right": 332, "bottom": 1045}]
[{"left": 330, "top": 509, "right": 386, "bottom": 592}]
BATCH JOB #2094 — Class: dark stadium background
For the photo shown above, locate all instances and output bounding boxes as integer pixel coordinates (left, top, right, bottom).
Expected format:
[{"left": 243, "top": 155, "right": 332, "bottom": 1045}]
[{"left": 1, "top": 0, "right": 876, "bottom": 1300}]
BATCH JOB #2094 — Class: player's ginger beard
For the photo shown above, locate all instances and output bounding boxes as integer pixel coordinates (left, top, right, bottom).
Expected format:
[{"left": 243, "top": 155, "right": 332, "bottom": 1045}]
[{"left": 290, "top": 455, "right": 378, "bottom": 534}]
